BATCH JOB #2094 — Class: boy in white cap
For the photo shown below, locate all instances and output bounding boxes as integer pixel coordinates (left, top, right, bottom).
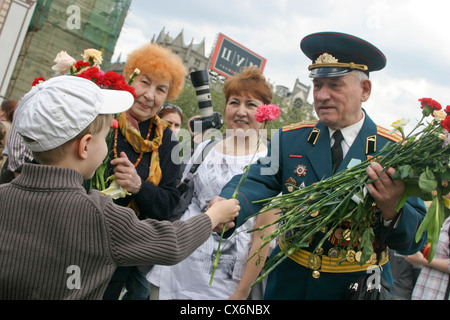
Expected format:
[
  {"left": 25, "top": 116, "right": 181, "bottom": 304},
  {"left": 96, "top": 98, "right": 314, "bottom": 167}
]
[{"left": 0, "top": 76, "right": 239, "bottom": 299}]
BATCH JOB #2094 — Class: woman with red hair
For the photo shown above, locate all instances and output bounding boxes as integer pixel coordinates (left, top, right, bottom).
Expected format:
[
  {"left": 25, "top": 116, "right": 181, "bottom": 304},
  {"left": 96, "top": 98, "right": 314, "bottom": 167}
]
[{"left": 103, "top": 43, "right": 187, "bottom": 300}]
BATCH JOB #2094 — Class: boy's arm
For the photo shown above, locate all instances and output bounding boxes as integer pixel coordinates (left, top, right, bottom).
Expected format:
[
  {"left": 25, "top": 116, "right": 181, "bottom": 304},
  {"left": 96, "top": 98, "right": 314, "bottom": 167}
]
[
  {"left": 103, "top": 196, "right": 238, "bottom": 267},
  {"left": 104, "top": 198, "right": 211, "bottom": 266}
]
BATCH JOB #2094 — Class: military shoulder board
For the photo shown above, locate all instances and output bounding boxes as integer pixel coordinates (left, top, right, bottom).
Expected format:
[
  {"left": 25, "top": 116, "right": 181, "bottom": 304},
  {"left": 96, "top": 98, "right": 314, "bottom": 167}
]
[
  {"left": 376, "top": 125, "right": 402, "bottom": 142},
  {"left": 282, "top": 120, "right": 319, "bottom": 132}
]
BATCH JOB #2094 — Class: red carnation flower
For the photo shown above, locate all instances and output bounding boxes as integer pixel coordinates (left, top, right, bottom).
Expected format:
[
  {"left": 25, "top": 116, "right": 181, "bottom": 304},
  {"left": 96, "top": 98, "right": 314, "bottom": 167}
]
[
  {"left": 419, "top": 97, "right": 442, "bottom": 110},
  {"left": 110, "top": 118, "right": 119, "bottom": 130},
  {"left": 442, "top": 115, "right": 450, "bottom": 131},
  {"left": 123, "top": 84, "right": 136, "bottom": 99},
  {"left": 31, "top": 77, "right": 45, "bottom": 87},
  {"left": 97, "top": 72, "right": 136, "bottom": 98},
  {"left": 98, "top": 71, "right": 126, "bottom": 89},
  {"left": 423, "top": 243, "right": 431, "bottom": 261},
  {"left": 74, "top": 60, "right": 90, "bottom": 71},
  {"left": 255, "top": 104, "right": 281, "bottom": 123},
  {"left": 419, "top": 97, "right": 441, "bottom": 110},
  {"left": 445, "top": 105, "right": 450, "bottom": 115},
  {"left": 419, "top": 97, "right": 442, "bottom": 117},
  {"left": 76, "top": 67, "right": 103, "bottom": 83},
  {"left": 115, "top": 82, "right": 136, "bottom": 99}
]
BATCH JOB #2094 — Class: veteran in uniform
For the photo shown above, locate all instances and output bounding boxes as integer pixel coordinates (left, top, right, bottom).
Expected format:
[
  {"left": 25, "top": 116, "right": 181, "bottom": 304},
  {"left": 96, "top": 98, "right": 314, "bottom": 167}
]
[{"left": 213, "top": 32, "right": 427, "bottom": 299}]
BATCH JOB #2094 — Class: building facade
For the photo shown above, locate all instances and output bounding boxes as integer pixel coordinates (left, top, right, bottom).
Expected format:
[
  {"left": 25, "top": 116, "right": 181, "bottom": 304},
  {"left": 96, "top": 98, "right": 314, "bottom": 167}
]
[
  {"left": 109, "top": 26, "right": 210, "bottom": 77},
  {"left": 0, "top": 0, "right": 36, "bottom": 102},
  {"left": 2, "top": 0, "right": 130, "bottom": 101},
  {"left": 111, "top": 27, "right": 313, "bottom": 113}
]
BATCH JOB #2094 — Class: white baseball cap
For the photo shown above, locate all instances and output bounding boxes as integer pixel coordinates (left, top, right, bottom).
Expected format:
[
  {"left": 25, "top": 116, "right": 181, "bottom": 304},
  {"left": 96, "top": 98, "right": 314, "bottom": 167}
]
[{"left": 15, "top": 75, "right": 134, "bottom": 152}]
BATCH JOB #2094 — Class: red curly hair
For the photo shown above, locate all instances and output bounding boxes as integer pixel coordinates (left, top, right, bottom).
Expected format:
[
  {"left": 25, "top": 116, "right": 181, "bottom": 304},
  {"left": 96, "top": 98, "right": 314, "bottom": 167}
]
[{"left": 124, "top": 43, "right": 187, "bottom": 100}]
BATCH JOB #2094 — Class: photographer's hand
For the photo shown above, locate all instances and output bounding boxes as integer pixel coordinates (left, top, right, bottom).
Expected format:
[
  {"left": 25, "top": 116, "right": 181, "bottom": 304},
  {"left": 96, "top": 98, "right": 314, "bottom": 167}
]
[{"left": 188, "top": 115, "right": 201, "bottom": 135}]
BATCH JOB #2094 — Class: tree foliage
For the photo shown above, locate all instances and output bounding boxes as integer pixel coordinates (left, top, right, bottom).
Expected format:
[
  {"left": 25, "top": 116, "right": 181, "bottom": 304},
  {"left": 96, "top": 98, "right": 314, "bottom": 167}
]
[{"left": 166, "top": 76, "right": 317, "bottom": 137}]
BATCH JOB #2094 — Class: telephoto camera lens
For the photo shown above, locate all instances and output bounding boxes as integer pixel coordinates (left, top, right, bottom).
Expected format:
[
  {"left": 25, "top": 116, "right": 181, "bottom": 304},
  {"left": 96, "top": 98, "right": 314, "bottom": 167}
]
[{"left": 190, "top": 70, "right": 213, "bottom": 118}]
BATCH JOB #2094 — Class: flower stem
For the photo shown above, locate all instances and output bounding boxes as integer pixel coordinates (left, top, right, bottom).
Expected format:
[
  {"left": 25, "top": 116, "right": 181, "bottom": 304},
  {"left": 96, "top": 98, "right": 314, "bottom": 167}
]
[{"left": 209, "top": 129, "right": 264, "bottom": 285}]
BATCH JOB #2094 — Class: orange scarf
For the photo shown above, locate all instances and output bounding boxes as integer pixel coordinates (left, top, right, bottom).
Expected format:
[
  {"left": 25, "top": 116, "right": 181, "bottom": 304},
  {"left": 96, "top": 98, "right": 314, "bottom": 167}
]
[{"left": 117, "top": 112, "right": 168, "bottom": 216}]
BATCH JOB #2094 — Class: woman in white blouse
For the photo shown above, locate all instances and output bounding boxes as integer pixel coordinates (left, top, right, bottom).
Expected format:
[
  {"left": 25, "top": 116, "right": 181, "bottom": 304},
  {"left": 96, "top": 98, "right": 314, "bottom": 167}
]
[{"left": 147, "top": 66, "right": 277, "bottom": 300}]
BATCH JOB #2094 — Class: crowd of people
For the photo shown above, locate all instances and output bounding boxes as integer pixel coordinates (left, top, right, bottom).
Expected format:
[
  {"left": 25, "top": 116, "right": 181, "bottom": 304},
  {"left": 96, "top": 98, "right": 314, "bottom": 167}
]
[{"left": 0, "top": 31, "right": 448, "bottom": 301}]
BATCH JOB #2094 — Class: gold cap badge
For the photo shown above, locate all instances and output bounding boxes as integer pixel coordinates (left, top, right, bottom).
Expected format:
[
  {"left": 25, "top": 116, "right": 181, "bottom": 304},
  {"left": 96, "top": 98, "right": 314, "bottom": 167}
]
[{"left": 308, "top": 53, "right": 369, "bottom": 72}]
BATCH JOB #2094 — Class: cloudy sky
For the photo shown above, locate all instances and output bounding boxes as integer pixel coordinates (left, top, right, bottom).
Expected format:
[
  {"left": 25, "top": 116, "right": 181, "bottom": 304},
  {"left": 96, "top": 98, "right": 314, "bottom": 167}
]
[{"left": 113, "top": 0, "right": 450, "bottom": 132}]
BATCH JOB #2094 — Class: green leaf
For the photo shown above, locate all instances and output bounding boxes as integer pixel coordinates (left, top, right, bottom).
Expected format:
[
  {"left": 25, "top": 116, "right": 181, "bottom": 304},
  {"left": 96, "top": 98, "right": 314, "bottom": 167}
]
[
  {"left": 418, "top": 168, "right": 438, "bottom": 192},
  {"left": 441, "top": 170, "right": 450, "bottom": 180},
  {"left": 415, "top": 196, "right": 437, "bottom": 243},
  {"left": 396, "top": 192, "right": 409, "bottom": 212},
  {"left": 360, "top": 227, "right": 374, "bottom": 264},
  {"left": 397, "top": 165, "right": 414, "bottom": 179},
  {"left": 404, "top": 181, "right": 432, "bottom": 200},
  {"left": 426, "top": 196, "right": 443, "bottom": 262}
]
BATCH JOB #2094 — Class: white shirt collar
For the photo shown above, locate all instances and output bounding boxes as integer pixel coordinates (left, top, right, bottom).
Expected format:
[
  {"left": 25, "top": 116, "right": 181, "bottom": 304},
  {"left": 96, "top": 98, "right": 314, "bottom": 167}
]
[{"left": 329, "top": 112, "right": 365, "bottom": 156}]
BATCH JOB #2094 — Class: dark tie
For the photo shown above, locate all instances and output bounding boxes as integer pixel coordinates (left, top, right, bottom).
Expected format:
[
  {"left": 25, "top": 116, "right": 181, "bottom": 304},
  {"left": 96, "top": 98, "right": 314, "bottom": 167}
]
[{"left": 331, "top": 130, "right": 343, "bottom": 172}]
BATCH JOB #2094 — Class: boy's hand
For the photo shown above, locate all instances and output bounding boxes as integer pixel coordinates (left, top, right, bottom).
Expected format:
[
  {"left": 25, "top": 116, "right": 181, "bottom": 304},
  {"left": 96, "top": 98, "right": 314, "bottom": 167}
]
[
  {"left": 208, "top": 196, "right": 226, "bottom": 209},
  {"left": 110, "top": 151, "right": 142, "bottom": 194},
  {"left": 208, "top": 196, "right": 236, "bottom": 232},
  {"left": 206, "top": 199, "right": 240, "bottom": 229}
]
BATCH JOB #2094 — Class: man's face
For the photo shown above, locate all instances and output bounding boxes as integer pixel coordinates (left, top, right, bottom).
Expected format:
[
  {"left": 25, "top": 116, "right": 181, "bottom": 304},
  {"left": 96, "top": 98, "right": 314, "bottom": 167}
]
[{"left": 312, "top": 72, "right": 371, "bottom": 130}]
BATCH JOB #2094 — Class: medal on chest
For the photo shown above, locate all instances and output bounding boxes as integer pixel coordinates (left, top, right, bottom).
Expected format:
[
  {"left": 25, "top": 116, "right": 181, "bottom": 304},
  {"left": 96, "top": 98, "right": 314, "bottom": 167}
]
[{"left": 294, "top": 164, "right": 307, "bottom": 177}]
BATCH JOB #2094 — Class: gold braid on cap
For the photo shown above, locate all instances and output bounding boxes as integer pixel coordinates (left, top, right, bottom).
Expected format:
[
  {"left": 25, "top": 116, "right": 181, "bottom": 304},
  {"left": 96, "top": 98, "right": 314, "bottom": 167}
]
[{"left": 308, "top": 53, "right": 368, "bottom": 72}]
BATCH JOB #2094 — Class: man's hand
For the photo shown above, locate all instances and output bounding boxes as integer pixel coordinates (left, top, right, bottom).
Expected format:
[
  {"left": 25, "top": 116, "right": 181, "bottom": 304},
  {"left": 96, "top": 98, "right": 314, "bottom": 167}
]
[{"left": 366, "top": 161, "right": 405, "bottom": 221}]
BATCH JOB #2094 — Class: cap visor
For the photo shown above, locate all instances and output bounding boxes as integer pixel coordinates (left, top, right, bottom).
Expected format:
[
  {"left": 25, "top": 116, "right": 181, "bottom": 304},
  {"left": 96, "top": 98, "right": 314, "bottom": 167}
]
[
  {"left": 309, "top": 67, "right": 354, "bottom": 78},
  {"left": 98, "top": 89, "right": 134, "bottom": 115}
]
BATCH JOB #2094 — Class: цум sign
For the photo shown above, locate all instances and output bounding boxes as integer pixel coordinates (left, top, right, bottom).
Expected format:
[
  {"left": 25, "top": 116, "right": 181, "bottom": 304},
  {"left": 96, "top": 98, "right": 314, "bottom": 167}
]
[{"left": 210, "top": 33, "right": 266, "bottom": 78}]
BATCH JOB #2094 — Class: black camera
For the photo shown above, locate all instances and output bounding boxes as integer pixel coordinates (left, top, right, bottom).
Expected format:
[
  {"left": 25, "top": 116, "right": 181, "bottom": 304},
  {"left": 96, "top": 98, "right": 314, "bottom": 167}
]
[{"left": 189, "top": 70, "right": 223, "bottom": 133}]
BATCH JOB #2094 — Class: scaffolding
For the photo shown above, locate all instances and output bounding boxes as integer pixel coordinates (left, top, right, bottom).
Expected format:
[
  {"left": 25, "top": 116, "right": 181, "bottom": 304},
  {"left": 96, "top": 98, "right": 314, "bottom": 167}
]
[{"left": 6, "top": 0, "right": 131, "bottom": 100}]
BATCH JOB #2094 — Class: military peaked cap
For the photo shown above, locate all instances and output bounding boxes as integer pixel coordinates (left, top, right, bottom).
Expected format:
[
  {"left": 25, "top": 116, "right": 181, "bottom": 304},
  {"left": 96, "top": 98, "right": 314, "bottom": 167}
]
[{"left": 300, "top": 31, "right": 387, "bottom": 78}]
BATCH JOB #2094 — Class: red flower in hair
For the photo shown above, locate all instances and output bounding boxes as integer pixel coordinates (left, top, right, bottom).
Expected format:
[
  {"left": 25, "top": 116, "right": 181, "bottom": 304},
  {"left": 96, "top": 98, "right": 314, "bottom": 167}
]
[{"left": 31, "top": 77, "right": 46, "bottom": 87}]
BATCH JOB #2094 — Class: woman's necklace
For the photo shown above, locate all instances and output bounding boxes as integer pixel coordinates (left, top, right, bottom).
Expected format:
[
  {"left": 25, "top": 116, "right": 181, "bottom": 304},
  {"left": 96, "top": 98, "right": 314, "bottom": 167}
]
[{"left": 113, "top": 122, "right": 152, "bottom": 167}]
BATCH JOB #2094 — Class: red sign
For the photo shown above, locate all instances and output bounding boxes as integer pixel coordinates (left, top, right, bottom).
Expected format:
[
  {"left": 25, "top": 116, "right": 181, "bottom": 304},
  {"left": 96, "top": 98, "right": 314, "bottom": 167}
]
[{"left": 210, "top": 33, "right": 266, "bottom": 78}]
